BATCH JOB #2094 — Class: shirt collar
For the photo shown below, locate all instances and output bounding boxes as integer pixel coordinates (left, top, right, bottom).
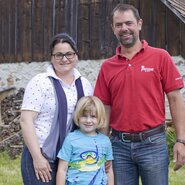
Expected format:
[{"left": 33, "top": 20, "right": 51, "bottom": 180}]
[
  {"left": 46, "top": 64, "right": 81, "bottom": 81},
  {"left": 116, "top": 40, "right": 148, "bottom": 58}
]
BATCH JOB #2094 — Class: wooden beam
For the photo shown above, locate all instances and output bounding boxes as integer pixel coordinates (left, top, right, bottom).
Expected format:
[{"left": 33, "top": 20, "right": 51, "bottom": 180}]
[{"left": 160, "top": 0, "right": 185, "bottom": 24}]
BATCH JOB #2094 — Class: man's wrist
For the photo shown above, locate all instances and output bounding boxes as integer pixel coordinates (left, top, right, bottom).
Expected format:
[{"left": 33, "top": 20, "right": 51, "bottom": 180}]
[{"left": 176, "top": 139, "right": 185, "bottom": 145}]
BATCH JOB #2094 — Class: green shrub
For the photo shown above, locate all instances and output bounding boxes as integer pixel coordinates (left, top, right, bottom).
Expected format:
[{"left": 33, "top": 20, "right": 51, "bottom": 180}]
[{"left": 166, "top": 127, "right": 176, "bottom": 160}]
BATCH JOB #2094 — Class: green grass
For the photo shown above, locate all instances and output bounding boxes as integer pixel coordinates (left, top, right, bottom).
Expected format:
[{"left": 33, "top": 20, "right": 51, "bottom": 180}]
[
  {"left": 169, "top": 162, "right": 185, "bottom": 185},
  {"left": 0, "top": 150, "right": 185, "bottom": 185},
  {"left": 0, "top": 151, "right": 23, "bottom": 185}
]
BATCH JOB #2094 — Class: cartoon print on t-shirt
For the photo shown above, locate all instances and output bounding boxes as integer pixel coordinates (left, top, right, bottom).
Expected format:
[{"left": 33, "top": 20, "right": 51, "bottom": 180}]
[{"left": 69, "top": 144, "right": 106, "bottom": 172}]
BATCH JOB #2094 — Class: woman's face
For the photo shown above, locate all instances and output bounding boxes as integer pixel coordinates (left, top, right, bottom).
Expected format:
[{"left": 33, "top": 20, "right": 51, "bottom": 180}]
[{"left": 51, "top": 42, "right": 78, "bottom": 76}]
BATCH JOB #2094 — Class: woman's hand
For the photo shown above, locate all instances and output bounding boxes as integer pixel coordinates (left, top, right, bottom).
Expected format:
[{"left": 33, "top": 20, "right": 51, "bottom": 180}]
[{"left": 33, "top": 155, "right": 52, "bottom": 183}]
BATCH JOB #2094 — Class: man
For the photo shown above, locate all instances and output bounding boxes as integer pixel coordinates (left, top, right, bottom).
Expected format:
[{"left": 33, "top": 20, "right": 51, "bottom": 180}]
[{"left": 94, "top": 3, "right": 185, "bottom": 185}]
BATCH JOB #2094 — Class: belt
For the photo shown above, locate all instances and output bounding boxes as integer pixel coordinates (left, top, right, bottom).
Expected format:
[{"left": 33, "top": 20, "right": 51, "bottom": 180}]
[{"left": 111, "top": 123, "right": 166, "bottom": 142}]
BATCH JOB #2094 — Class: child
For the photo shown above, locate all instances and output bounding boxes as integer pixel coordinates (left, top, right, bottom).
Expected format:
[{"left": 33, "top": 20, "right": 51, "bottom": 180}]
[{"left": 56, "top": 96, "right": 114, "bottom": 185}]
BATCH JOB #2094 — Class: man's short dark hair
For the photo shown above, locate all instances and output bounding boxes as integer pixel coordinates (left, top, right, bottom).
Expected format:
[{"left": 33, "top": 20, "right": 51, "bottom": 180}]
[{"left": 111, "top": 3, "right": 141, "bottom": 23}]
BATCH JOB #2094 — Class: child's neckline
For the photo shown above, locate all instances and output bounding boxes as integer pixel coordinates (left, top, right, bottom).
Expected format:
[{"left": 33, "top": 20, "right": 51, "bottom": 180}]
[{"left": 77, "top": 129, "right": 99, "bottom": 137}]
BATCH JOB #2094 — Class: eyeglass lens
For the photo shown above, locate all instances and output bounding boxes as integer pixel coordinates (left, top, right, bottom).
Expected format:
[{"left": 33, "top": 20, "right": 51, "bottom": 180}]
[{"left": 53, "top": 52, "right": 75, "bottom": 60}]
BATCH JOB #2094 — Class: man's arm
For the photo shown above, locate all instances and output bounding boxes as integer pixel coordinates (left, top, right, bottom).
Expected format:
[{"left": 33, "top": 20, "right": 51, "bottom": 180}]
[{"left": 167, "top": 89, "right": 185, "bottom": 170}]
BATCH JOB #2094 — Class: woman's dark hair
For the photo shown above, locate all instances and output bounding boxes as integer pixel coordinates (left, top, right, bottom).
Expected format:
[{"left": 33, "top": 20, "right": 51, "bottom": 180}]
[{"left": 50, "top": 33, "right": 79, "bottom": 56}]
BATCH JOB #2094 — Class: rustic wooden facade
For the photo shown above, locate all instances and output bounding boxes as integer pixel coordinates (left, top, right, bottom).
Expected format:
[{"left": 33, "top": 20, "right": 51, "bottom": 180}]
[{"left": 0, "top": 0, "right": 185, "bottom": 63}]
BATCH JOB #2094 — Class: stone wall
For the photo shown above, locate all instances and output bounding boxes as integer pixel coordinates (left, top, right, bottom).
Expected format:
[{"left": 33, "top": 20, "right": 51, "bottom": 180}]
[{"left": 0, "top": 60, "right": 104, "bottom": 89}]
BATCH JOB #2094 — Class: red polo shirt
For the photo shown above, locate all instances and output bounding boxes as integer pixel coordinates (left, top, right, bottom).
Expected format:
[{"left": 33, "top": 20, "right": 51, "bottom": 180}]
[{"left": 94, "top": 40, "right": 184, "bottom": 132}]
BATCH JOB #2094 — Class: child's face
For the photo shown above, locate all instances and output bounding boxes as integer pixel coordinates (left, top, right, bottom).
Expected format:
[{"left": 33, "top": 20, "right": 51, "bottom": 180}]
[{"left": 78, "top": 108, "right": 98, "bottom": 136}]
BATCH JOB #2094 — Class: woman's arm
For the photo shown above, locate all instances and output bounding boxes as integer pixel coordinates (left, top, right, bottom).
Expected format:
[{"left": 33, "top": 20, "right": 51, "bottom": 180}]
[
  {"left": 20, "top": 110, "right": 52, "bottom": 182},
  {"left": 56, "top": 160, "right": 69, "bottom": 185}
]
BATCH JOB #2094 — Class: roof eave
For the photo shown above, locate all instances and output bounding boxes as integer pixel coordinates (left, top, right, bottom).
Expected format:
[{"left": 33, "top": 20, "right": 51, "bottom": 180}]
[{"left": 160, "top": 0, "right": 185, "bottom": 24}]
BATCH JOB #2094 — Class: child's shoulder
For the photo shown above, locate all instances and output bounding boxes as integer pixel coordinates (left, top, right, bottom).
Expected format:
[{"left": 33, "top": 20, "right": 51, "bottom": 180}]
[
  {"left": 67, "top": 129, "right": 79, "bottom": 136},
  {"left": 97, "top": 132, "right": 111, "bottom": 141},
  {"left": 66, "top": 129, "right": 82, "bottom": 139},
  {"left": 97, "top": 132, "right": 108, "bottom": 137}
]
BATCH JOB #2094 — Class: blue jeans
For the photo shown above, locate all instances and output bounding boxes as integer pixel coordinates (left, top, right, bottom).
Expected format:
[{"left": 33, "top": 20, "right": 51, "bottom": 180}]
[
  {"left": 111, "top": 132, "right": 169, "bottom": 185},
  {"left": 21, "top": 146, "right": 58, "bottom": 185}
]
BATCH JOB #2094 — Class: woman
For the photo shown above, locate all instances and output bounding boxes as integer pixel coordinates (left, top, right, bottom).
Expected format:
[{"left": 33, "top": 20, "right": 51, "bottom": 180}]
[{"left": 20, "top": 33, "right": 93, "bottom": 185}]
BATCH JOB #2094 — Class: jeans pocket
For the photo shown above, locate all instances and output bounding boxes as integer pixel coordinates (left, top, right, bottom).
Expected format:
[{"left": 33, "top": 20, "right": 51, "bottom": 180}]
[
  {"left": 148, "top": 132, "right": 166, "bottom": 144},
  {"left": 110, "top": 135, "right": 120, "bottom": 143}
]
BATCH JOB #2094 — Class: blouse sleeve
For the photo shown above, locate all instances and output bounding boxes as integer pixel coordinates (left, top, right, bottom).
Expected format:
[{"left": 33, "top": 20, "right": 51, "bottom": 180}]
[{"left": 21, "top": 74, "right": 46, "bottom": 112}]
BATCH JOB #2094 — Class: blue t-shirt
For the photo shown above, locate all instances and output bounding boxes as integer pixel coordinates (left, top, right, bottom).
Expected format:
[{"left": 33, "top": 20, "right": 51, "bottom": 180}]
[{"left": 57, "top": 129, "right": 113, "bottom": 185}]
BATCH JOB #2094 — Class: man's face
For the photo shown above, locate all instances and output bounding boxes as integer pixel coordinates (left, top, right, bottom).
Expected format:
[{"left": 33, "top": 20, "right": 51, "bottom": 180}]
[{"left": 112, "top": 10, "right": 142, "bottom": 48}]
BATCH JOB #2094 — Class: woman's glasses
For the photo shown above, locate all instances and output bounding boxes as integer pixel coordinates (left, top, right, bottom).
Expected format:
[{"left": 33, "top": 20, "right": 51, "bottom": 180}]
[{"left": 52, "top": 52, "right": 76, "bottom": 60}]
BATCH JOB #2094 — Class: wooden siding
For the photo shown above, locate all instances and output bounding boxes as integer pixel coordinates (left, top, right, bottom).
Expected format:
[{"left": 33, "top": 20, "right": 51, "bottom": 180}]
[{"left": 0, "top": 0, "right": 185, "bottom": 63}]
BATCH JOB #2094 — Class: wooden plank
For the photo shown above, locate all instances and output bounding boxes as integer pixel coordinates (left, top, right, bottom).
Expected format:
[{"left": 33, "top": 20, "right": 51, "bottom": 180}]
[
  {"left": 0, "top": 1, "right": 4, "bottom": 62},
  {"left": 166, "top": 10, "right": 181, "bottom": 55},
  {"left": 155, "top": 0, "right": 166, "bottom": 49},
  {"left": 1, "top": 0, "right": 9, "bottom": 62},
  {"left": 127, "top": 0, "right": 140, "bottom": 8},
  {"left": 8, "top": 0, "right": 16, "bottom": 62},
  {"left": 21, "top": 0, "right": 32, "bottom": 62},
  {"left": 15, "top": 0, "right": 25, "bottom": 62},
  {"left": 78, "top": 0, "right": 90, "bottom": 59},
  {"left": 70, "top": 0, "right": 79, "bottom": 42},
  {"left": 32, "top": 0, "right": 43, "bottom": 61},
  {"left": 55, "top": 0, "right": 66, "bottom": 34},
  {"left": 33, "top": 0, "right": 42, "bottom": 61},
  {"left": 42, "top": 0, "right": 55, "bottom": 61},
  {"left": 105, "top": 0, "right": 119, "bottom": 58},
  {"left": 89, "top": 0, "right": 102, "bottom": 59},
  {"left": 140, "top": 0, "right": 155, "bottom": 45},
  {"left": 180, "top": 22, "right": 185, "bottom": 59},
  {"left": 99, "top": 0, "right": 110, "bottom": 58},
  {"left": 4, "top": 0, "right": 11, "bottom": 62}
]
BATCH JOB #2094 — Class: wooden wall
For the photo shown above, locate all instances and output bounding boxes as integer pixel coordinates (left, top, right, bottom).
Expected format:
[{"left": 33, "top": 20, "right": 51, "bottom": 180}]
[{"left": 0, "top": 0, "right": 184, "bottom": 63}]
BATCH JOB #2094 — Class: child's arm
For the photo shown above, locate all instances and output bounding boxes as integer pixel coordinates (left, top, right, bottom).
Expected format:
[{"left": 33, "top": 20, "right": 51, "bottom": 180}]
[
  {"left": 107, "top": 160, "right": 114, "bottom": 185},
  {"left": 56, "top": 159, "right": 69, "bottom": 185}
]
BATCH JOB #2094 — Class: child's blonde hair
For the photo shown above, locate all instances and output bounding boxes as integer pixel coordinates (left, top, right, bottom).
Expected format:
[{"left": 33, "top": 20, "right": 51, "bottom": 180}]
[{"left": 74, "top": 96, "right": 106, "bottom": 129}]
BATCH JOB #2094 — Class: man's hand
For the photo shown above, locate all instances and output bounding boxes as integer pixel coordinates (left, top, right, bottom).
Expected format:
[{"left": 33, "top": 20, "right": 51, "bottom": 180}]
[
  {"left": 105, "top": 161, "right": 112, "bottom": 173},
  {"left": 173, "top": 142, "right": 185, "bottom": 171},
  {"left": 173, "top": 162, "right": 183, "bottom": 171}
]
